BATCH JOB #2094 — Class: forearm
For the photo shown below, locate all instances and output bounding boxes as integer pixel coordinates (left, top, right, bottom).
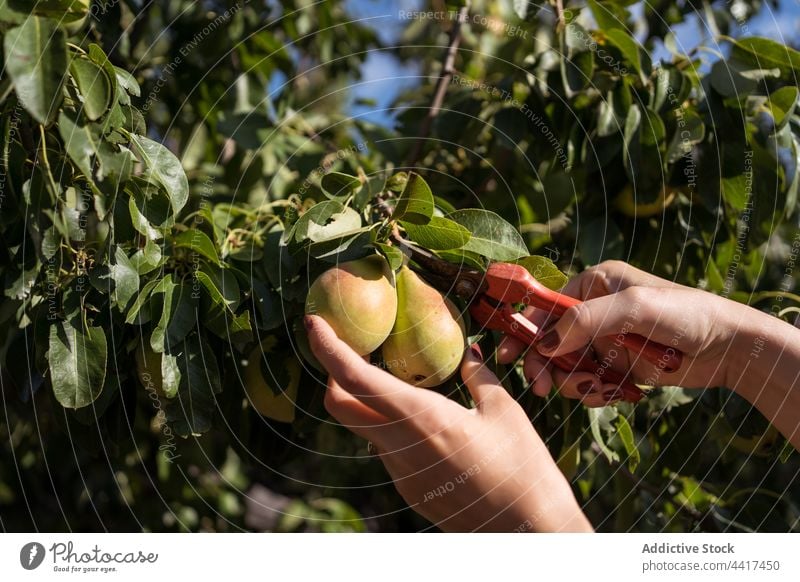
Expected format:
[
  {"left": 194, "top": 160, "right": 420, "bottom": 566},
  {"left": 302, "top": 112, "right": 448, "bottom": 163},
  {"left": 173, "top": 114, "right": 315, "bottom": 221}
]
[{"left": 728, "top": 306, "right": 800, "bottom": 450}]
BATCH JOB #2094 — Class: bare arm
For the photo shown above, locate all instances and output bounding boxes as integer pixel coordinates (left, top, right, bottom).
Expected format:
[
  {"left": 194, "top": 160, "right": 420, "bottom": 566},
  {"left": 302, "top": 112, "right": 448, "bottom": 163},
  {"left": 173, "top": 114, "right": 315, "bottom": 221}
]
[
  {"left": 727, "top": 308, "right": 800, "bottom": 450},
  {"left": 498, "top": 260, "right": 800, "bottom": 450}
]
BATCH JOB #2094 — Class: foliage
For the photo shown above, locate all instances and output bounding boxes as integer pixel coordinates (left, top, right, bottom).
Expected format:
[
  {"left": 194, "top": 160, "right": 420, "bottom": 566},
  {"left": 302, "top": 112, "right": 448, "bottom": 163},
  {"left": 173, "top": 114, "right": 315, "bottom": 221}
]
[{"left": 1, "top": 0, "right": 799, "bottom": 532}]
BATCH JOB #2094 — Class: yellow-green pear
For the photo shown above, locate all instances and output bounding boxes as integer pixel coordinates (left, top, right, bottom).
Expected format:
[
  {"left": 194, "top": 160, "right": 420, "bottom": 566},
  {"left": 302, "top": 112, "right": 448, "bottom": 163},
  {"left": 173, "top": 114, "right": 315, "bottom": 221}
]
[
  {"left": 382, "top": 266, "right": 467, "bottom": 387},
  {"left": 305, "top": 255, "right": 397, "bottom": 355}
]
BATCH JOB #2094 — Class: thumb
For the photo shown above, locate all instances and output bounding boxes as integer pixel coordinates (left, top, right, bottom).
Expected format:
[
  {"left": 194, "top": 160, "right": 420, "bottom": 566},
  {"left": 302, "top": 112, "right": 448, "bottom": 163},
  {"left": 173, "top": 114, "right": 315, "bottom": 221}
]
[
  {"left": 534, "top": 286, "right": 648, "bottom": 357},
  {"left": 460, "top": 344, "right": 513, "bottom": 411}
]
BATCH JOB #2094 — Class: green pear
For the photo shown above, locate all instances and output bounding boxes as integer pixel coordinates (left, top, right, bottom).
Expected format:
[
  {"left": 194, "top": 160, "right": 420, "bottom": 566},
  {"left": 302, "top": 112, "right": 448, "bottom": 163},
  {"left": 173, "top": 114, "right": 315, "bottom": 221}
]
[
  {"left": 382, "top": 266, "right": 467, "bottom": 387},
  {"left": 305, "top": 255, "right": 397, "bottom": 355}
]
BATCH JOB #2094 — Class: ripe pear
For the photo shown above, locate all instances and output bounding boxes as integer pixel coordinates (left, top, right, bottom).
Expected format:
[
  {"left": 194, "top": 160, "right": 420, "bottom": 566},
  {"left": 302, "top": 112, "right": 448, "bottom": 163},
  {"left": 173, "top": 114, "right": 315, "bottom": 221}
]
[
  {"left": 305, "top": 255, "right": 397, "bottom": 355},
  {"left": 382, "top": 266, "right": 467, "bottom": 387},
  {"left": 244, "top": 343, "right": 300, "bottom": 423}
]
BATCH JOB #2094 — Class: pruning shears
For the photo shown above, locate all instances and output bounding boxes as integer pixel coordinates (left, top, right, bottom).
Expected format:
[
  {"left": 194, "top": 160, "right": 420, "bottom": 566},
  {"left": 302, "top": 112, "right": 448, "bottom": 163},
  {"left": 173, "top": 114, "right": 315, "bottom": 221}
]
[{"left": 393, "top": 236, "right": 683, "bottom": 403}]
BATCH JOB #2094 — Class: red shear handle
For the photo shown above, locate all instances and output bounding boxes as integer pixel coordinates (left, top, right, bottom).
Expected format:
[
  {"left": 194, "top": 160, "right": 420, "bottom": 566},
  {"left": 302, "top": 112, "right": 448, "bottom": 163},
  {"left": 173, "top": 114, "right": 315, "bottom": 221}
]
[{"left": 483, "top": 263, "right": 683, "bottom": 373}]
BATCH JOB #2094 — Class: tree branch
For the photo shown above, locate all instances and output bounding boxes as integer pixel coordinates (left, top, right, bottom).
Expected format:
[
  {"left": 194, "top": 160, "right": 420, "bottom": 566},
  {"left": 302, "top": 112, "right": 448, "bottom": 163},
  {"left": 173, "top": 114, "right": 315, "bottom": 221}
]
[{"left": 406, "top": 1, "right": 470, "bottom": 167}]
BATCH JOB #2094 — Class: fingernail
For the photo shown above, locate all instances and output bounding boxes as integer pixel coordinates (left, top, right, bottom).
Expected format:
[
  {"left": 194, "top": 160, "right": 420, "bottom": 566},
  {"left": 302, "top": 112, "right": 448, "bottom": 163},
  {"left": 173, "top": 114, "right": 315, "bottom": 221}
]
[
  {"left": 602, "top": 388, "right": 622, "bottom": 402},
  {"left": 303, "top": 315, "right": 315, "bottom": 331},
  {"left": 536, "top": 327, "right": 560, "bottom": 353},
  {"left": 577, "top": 381, "right": 596, "bottom": 395},
  {"left": 470, "top": 344, "right": 483, "bottom": 361}
]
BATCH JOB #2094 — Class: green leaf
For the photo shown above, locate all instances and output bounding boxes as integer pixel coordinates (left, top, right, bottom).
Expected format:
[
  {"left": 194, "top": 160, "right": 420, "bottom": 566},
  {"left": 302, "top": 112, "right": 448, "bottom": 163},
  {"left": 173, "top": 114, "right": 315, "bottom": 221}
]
[
  {"left": 320, "top": 171, "right": 362, "bottom": 200},
  {"left": 0, "top": 0, "right": 25, "bottom": 23},
  {"left": 720, "top": 143, "right": 751, "bottom": 212},
  {"left": 150, "top": 276, "right": 177, "bottom": 352},
  {"left": 69, "top": 56, "right": 112, "bottom": 121},
  {"left": 160, "top": 351, "right": 181, "bottom": 399},
  {"left": 124, "top": 278, "right": 159, "bottom": 324},
  {"left": 307, "top": 227, "right": 372, "bottom": 262},
  {"left": 731, "top": 37, "right": 800, "bottom": 80},
  {"left": 204, "top": 306, "right": 252, "bottom": 341},
  {"left": 130, "top": 239, "right": 164, "bottom": 274},
  {"left": 614, "top": 414, "right": 640, "bottom": 472},
  {"left": 375, "top": 243, "right": 404, "bottom": 271},
  {"left": 128, "top": 177, "right": 173, "bottom": 236},
  {"left": 290, "top": 200, "right": 362, "bottom": 245},
  {"left": 640, "top": 107, "right": 665, "bottom": 147},
  {"left": 434, "top": 249, "right": 486, "bottom": 271},
  {"left": 128, "top": 134, "right": 189, "bottom": 215},
  {"left": 622, "top": 104, "right": 642, "bottom": 181},
  {"left": 393, "top": 172, "right": 434, "bottom": 224},
  {"left": 165, "top": 333, "right": 222, "bottom": 437},
  {"left": 251, "top": 280, "right": 282, "bottom": 330},
  {"left": 447, "top": 209, "right": 528, "bottom": 261},
  {"left": 597, "top": 90, "right": 622, "bottom": 137},
  {"left": 48, "top": 319, "right": 106, "bottom": 409},
  {"left": 151, "top": 278, "right": 198, "bottom": 353},
  {"left": 709, "top": 60, "right": 775, "bottom": 98},
  {"left": 173, "top": 229, "right": 222, "bottom": 267},
  {"left": 768, "top": 86, "right": 798, "bottom": 131},
  {"left": 645, "top": 386, "right": 695, "bottom": 415},
  {"left": 666, "top": 110, "right": 704, "bottom": 164},
  {"left": 28, "top": 0, "right": 89, "bottom": 21},
  {"left": 196, "top": 263, "right": 239, "bottom": 312},
  {"left": 586, "top": 0, "right": 628, "bottom": 31},
  {"left": 58, "top": 109, "right": 100, "bottom": 178},
  {"left": 305, "top": 206, "right": 362, "bottom": 243},
  {"left": 588, "top": 406, "right": 620, "bottom": 464},
  {"left": 400, "top": 216, "right": 471, "bottom": 251},
  {"left": 513, "top": 256, "right": 568, "bottom": 290},
  {"left": 110, "top": 246, "right": 139, "bottom": 309},
  {"left": 562, "top": 50, "right": 595, "bottom": 95},
  {"left": 3, "top": 16, "right": 67, "bottom": 124},
  {"left": 114, "top": 66, "right": 140, "bottom": 98},
  {"left": 605, "top": 28, "right": 644, "bottom": 80},
  {"left": 94, "top": 141, "right": 135, "bottom": 184}
]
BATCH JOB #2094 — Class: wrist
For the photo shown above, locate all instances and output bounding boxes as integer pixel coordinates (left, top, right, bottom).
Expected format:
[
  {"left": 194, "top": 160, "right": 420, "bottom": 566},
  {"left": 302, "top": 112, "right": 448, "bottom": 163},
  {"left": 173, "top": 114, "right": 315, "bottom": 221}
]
[
  {"left": 514, "top": 476, "right": 593, "bottom": 533},
  {"left": 723, "top": 301, "right": 793, "bottom": 398}
]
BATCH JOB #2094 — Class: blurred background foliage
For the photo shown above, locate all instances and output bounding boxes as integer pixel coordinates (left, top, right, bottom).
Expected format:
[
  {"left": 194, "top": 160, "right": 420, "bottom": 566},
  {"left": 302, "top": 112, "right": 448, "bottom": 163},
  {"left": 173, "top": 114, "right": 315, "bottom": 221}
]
[{"left": 1, "top": 0, "right": 799, "bottom": 532}]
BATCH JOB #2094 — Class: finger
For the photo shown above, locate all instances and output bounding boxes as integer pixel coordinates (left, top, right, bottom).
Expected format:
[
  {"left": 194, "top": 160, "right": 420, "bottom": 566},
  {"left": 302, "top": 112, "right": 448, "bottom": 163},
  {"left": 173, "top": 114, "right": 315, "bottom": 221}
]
[
  {"left": 559, "top": 261, "right": 679, "bottom": 303},
  {"left": 578, "top": 383, "right": 626, "bottom": 408},
  {"left": 551, "top": 368, "right": 604, "bottom": 400},
  {"left": 535, "top": 286, "right": 674, "bottom": 358},
  {"left": 305, "top": 315, "right": 430, "bottom": 419},
  {"left": 592, "top": 260, "right": 684, "bottom": 291},
  {"left": 324, "top": 378, "right": 392, "bottom": 435},
  {"left": 460, "top": 344, "right": 511, "bottom": 410},
  {"left": 496, "top": 334, "right": 526, "bottom": 364},
  {"left": 522, "top": 352, "right": 553, "bottom": 397}
]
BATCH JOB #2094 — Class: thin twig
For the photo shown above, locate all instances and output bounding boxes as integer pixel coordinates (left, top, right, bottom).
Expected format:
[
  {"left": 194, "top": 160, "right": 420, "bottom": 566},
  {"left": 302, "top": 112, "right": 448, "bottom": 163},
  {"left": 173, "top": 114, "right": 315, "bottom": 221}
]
[
  {"left": 554, "top": 0, "right": 566, "bottom": 30},
  {"left": 406, "top": 1, "right": 470, "bottom": 166}
]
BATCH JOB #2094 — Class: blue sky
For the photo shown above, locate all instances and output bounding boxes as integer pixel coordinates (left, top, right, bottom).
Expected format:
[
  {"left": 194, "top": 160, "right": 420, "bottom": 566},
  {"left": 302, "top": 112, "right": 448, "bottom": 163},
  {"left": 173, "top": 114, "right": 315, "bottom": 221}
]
[{"left": 339, "top": 0, "right": 800, "bottom": 128}]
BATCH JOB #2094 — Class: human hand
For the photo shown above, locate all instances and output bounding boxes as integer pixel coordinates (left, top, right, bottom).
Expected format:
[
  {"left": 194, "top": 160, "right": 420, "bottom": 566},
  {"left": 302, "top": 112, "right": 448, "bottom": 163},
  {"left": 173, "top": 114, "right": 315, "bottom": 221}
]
[
  {"left": 497, "top": 260, "right": 753, "bottom": 406},
  {"left": 304, "top": 314, "right": 592, "bottom": 532}
]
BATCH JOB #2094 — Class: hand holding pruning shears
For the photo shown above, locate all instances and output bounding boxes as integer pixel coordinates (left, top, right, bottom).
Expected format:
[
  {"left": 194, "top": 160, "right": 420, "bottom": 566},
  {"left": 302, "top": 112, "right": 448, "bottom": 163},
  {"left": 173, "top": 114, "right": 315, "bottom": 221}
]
[{"left": 393, "top": 237, "right": 688, "bottom": 403}]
